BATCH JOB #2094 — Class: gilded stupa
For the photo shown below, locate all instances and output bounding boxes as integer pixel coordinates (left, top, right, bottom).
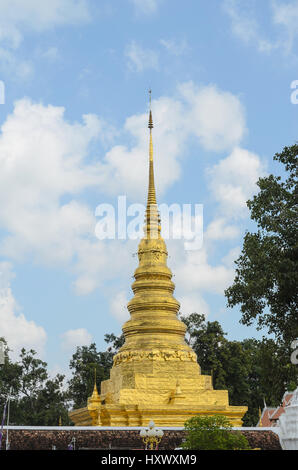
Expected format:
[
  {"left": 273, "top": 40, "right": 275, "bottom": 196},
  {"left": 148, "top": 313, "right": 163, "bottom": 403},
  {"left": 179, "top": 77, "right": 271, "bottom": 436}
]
[{"left": 69, "top": 95, "right": 247, "bottom": 427}]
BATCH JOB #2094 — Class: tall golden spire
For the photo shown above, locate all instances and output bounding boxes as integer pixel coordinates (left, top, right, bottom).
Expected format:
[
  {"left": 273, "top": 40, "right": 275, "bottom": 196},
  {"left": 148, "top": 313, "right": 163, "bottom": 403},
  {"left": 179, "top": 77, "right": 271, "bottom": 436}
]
[
  {"left": 145, "top": 90, "right": 160, "bottom": 239},
  {"left": 115, "top": 90, "right": 188, "bottom": 354},
  {"left": 147, "top": 91, "right": 156, "bottom": 205},
  {"left": 69, "top": 93, "right": 248, "bottom": 428}
]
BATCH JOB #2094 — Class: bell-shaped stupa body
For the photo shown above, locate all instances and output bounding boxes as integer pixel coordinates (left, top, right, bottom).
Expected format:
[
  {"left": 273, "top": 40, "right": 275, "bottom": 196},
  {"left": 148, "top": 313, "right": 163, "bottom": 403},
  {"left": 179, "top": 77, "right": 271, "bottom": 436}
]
[
  {"left": 69, "top": 102, "right": 247, "bottom": 427},
  {"left": 278, "top": 388, "right": 298, "bottom": 450}
]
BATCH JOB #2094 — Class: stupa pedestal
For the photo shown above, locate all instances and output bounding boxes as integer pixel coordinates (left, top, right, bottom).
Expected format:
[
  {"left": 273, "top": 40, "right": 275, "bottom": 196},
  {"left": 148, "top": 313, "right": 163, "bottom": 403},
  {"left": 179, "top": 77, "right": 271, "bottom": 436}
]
[
  {"left": 69, "top": 353, "right": 246, "bottom": 426},
  {"left": 98, "top": 355, "right": 246, "bottom": 426},
  {"left": 69, "top": 104, "right": 247, "bottom": 428}
]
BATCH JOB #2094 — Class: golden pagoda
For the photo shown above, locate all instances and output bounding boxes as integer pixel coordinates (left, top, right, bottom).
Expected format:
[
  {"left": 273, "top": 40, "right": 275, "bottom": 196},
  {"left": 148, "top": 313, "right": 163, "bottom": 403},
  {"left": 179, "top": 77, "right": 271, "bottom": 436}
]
[{"left": 69, "top": 95, "right": 247, "bottom": 427}]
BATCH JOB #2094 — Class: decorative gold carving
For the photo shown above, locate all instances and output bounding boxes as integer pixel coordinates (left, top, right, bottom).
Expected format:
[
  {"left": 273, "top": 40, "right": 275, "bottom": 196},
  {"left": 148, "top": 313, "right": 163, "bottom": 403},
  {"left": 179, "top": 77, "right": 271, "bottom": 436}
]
[
  {"left": 138, "top": 248, "right": 167, "bottom": 262},
  {"left": 113, "top": 349, "right": 197, "bottom": 366}
]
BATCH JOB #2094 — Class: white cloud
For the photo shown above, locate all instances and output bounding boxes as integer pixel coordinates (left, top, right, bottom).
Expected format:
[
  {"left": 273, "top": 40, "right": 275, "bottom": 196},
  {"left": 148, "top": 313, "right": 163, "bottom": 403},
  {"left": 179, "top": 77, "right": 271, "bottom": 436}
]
[
  {"left": 0, "top": 99, "right": 126, "bottom": 295},
  {"left": 0, "top": 100, "right": 133, "bottom": 304},
  {"left": 110, "top": 291, "right": 129, "bottom": 322},
  {"left": 179, "top": 293, "right": 210, "bottom": 317},
  {"left": 99, "top": 82, "right": 247, "bottom": 201},
  {"left": 0, "top": 47, "right": 33, "bottom": 80},
  {"left": 221, "top": 246, "right": 241, "bottom": 267},
  {"left": 0, "top": 82, "right": 256, "bottom": 301},
  {"left": 272, "top": 0, "right": 298, "bottom": 54},
  {"left": 0, "top": 0, "right": 90, "bottom": 47},
  {"left": 0, "top": 0, "right": 90, "bottom": 79},
  {"left": 72, "top": 239, "right": 134, "bottom": 296},
  {"left": 223, "top": 0, "right": 263, "bottom": 46},
  {"left": 178, "top": 82, "right": 246, "bottom": 151},
  {"left": 0, "top": 261, "right": 15, "bottom": 289},
  {"left": 0, "top": 99, "right": 104, "bottom": 261},
  {"left": 73, "top": 276, "right": 98, "bottom": 297},
  {"left": 160, "top": 38, "right": 189, "bottom": 56},
  {"left": 0, "top": 98, "right": 103, "bottom": 206},
  {"left": 99, "top": 97, "right": 183, "bottom": 200},
  {"left": 0, "top": 261, "right": 46, "bottom": 359},
  {"left": 272, "top": 0, "right": 298, "bottom": 31},
  {"left": 175, "top": 247, "right": 235, "bottom": 295},
  {"left": 205, "top": 217, "right": 240, "bottom": 241},
  {"left": 41, "top": 47, "right": 59, "bottom": 61},
  {"left": 61, "top": 328, "right": 93, "bottom": 352},
  {"left": 163, "top": 209, "right": 244, "bottom": 308},
  {"left": 207, "top": 147, "right": 266, "bottom": 217},
  {"left": 130, "top": 0, "right": 161, "bottom": 15},
  {"left": 223, "top": 0, "right": 298, "bottom": 56},
  {"left": 125, "top": 41, "right": 159, "bottom": 72}
]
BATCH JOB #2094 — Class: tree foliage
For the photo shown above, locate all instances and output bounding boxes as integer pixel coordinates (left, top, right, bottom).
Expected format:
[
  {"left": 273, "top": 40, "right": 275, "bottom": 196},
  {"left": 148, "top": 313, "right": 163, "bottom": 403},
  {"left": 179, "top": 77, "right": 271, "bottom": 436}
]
[
  {"left": 104, "top": 332, "right": 125, "bottom": 353},
  {"left": 67, "top": 343, "right": 113, "bottom": 410},
  {"left": 181, "top": 414, "right": 250, "bottom": 450},
  {"left": 0, "top": 343, "right": 70, "bottom": 425},
  {"left": 0, "top": 333, "right": 125, "bottom": 425},
  {"left": 67, "top": 334, "right": 124, "bottom": 410},
  {"left": 180, "top": 313, "right": 298, "bottom": 426},
  {"left": 225, "top": 144, "right": 298, "bottom": 342}
]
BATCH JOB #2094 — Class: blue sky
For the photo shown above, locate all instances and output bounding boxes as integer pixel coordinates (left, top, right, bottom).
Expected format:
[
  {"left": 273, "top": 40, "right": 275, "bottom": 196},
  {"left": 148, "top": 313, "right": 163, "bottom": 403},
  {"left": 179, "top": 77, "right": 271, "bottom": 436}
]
[{"left": 0, "top": 0, "right": 297, "bottom": 378}]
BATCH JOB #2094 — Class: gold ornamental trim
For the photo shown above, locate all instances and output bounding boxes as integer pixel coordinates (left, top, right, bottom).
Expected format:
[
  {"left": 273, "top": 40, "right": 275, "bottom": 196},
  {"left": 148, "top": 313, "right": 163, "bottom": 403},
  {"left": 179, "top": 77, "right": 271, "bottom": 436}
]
[{"left": 113, "top": 349, "right": 197, "bottom": 366}]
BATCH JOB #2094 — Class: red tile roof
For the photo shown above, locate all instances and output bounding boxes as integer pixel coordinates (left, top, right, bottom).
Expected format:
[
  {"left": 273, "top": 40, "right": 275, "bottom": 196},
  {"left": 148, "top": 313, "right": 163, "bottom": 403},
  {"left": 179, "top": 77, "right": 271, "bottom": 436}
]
[{"left": 257, "top": 391, "right": 294, "bottom": 427}]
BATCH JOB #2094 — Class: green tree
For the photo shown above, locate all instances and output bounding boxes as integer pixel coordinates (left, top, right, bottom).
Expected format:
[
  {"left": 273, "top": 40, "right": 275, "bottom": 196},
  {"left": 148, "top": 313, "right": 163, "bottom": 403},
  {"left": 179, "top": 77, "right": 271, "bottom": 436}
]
[
  {"left": 15, "top": 349, "right": 70, "bottom": 425},
  {"left": 0, "top": 338, "right": 22, "bottom": 425},
  {"left": 225, "top": 143, "right": 298, "bottom": 343},
  {"left": 181, "top": 414, "right": 250, "bottom": 450},
  {"left": 67, "top": 343, "right": 113, "bottom": 409},
  {"left": 67, "top": 333, "right": 125, "bottom": 409},
  {"left": 179, "top": 313, "right": 298, "bottom": 426},
  {"left": 181, "top": 313, "right": 225, "bottom": 378},
  {"left": 33, "top": 374, "right": 71, "bottom": 426},
  {"left": 0, "top": 344, "right": 70, "bottom": 425},
  {"left": 104, "top": 332, "right": 125, "bottom": 353},
  {"left": 242, "top": 337, "right": 297, "bottom": 408},
  {"left": 181, "top": 314, "right": 251, "bottom": 409}
]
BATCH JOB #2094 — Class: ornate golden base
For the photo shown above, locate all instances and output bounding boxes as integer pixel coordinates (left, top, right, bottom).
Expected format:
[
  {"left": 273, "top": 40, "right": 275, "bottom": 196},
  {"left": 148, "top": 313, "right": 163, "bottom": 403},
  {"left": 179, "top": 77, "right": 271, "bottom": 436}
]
[
  {"left": 69, "top": 403, "right": 247, "bottom": 428},
  {"left": 69, "top": 352, "right": 247, "bottom": 427}
]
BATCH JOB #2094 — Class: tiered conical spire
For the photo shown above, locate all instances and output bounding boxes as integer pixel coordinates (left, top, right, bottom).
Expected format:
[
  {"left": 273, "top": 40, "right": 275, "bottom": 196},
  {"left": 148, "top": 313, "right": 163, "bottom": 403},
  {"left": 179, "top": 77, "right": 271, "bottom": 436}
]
[
  {"left": 116, "top": 91, "right": 191, "bottom": 354},
  {"left": 69, "top": 92, "right": 248, "bottom": 428},
  {"left": 147, "top": 110, "right": 156, "bottom": 205},
  {"left": 89, "top": 368, "right": 100, "bottom": 402},
  {"left": 145, "top": 93, "right": 160, "bottom": 240}
]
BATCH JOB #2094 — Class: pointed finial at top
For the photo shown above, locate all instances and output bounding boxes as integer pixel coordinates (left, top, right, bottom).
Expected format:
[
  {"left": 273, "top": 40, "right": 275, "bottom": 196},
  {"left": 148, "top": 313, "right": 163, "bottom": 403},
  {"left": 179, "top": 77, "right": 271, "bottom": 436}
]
[
  {"left": 89, "top": 367, "right": 100, "bottom": 400},
  {"left": 148, "top": 89, "right": 153, "bottom": 129},
  {"left": 258, "top": 407, "right": 263, "bottom": 426},
  {"left": 92, "top": 367, "right": 97, "bottom": 392}
]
